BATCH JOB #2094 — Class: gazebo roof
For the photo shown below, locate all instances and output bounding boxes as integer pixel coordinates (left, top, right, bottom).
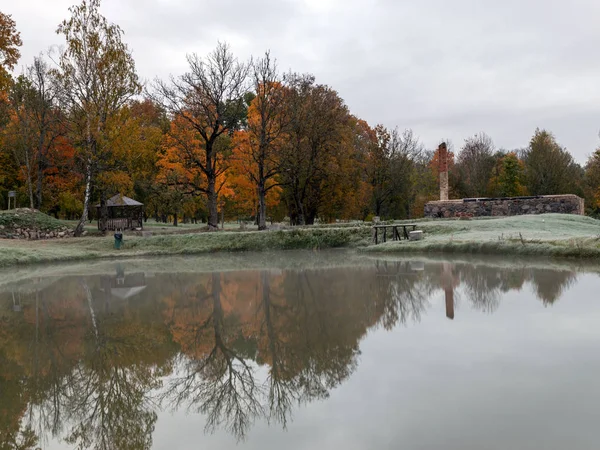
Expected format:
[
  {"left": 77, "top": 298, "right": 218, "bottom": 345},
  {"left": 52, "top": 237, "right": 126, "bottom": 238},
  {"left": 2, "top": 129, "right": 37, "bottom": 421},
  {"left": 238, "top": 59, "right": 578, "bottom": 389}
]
[{"left": 96, "top": 194, "right": 143, "bottom": 208}]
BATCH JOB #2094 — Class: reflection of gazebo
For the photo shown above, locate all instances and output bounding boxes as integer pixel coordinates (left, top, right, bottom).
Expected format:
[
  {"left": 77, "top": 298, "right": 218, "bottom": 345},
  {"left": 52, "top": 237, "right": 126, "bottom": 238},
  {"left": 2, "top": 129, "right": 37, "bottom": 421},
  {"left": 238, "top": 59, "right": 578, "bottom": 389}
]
[
  {"left": 101, "top": 265, "right": 147, "bottom": 300},
  {"left": 96, "top": 194, "right": 144, "bottom": 231},
  {"left": 110, "top": 274, "right": 147, "bottom": 299}
]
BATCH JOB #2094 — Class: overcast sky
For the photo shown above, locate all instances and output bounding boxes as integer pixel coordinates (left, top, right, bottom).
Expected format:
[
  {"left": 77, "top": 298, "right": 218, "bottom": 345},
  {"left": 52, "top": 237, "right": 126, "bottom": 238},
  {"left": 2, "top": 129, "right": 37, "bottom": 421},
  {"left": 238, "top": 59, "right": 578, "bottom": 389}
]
[{"left": 7, "top": 0, "right": 600, "bottom": 162}]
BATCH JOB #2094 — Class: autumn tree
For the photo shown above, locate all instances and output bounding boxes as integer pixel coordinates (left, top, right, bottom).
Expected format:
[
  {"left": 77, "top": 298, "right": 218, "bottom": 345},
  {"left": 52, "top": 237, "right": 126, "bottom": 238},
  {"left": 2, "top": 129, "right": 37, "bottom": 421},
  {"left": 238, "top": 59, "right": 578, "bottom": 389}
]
[
  {"left": 408, "top": 148, "right": 438, "bottom": 218},
  {"left": 522, "top": 129, "right": 582, "bottom": 196},
  {"left": 489, "top": 152, "right": 526, "bottom": 197},
  {"left": 0, "top": 138, "right": 19, "bottom": 204},
  {"left": 125, "top": 99, "right": 168, "bottom": 205},
  {"left": 455, "top": 132, "right": 496, "bottom": 198},
  {"left": 316, "top": 118, "right": 367, "bottom": 222},
  {"left": 54, "top": 0, "right": 141, "bottom": 235},
  {"left": 584, "top": 147, "right": 600, "bottom": 215},
  {"left": 3, "top": 77, "right": 37, "bottom": 208},
  {"left": 0, "top": 11, "right": 22, "bottom": 94},
  {"left": 3, "top": 58, "right": 64, "bottom": 209},
  {"left": 97, "top": 98, "right": 167, "bottom": 216},
  {"left": 43, "top": 135, "right": 82, "bottom": 218},
  {"left": 154, "top": 42, "right": 249, "bottom": 230},
  {"left": 362, "top": 122, "right": 389, "bottom": 217},
  {"left": 279, "top": 74, "right": 351, "bottom": 225},
  {"left": 363, "top": 125, "right": 425, "bottom": 219},
  {"left": 226, "top": 151, "right": 283, "bottom": 223},
  {"left": 232, "top": 52, "right": 288, "bottom": 230},
  {"left": 155, "top": 117, "right": 200, "bottom": 226}
]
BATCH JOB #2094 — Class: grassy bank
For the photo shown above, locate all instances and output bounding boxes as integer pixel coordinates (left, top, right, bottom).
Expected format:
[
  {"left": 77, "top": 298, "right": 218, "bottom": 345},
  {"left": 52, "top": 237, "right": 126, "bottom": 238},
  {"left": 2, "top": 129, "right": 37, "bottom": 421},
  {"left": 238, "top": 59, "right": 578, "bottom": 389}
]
[
  {"left": 363, "top": 214, "right": 600, "bottom": 258},
  {"left": 1, "top": 213, "right": 599, "bottom": 268},
  {"left": 0, "top": 226, "right": 373, "bottom": 268}
]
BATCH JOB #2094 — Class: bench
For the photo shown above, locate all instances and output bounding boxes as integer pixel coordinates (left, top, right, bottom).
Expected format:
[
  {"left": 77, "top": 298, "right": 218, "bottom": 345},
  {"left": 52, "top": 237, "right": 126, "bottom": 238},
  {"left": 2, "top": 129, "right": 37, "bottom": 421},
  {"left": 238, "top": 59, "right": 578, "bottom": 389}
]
[{"left": 372, "top": 224, "right": 418, "bottom": 244}]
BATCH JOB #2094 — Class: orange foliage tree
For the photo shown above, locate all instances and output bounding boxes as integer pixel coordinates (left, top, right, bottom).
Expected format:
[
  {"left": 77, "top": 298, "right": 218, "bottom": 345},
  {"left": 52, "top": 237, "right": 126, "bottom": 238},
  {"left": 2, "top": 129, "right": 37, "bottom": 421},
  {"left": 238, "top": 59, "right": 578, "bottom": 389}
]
[
  {"left": 231, "top": 53, "right": 288, "bottom": 229},
  {"left": 156, "top": 115, "right": 233, "bottom": 225},
  {"left": 0, "top": 11, "right": 22, "bottom": 93},
  {"left": 153, "top": 43, "right": 248, "bottom": 230}
]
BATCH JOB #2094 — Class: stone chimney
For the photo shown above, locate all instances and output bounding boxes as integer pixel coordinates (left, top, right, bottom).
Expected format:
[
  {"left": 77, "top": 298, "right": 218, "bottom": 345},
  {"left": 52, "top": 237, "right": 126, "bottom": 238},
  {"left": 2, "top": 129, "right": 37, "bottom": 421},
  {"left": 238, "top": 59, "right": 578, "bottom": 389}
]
[{"left": 439, "top": 142, "right": 449, "bottom": 201}]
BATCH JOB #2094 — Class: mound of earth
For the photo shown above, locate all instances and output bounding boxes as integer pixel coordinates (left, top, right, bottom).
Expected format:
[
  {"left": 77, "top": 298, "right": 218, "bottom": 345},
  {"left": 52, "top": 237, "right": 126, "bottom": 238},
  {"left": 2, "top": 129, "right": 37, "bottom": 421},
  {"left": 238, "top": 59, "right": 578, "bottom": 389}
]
[{"left": 0, "top": 209, "right": 75, "bottom": 240}]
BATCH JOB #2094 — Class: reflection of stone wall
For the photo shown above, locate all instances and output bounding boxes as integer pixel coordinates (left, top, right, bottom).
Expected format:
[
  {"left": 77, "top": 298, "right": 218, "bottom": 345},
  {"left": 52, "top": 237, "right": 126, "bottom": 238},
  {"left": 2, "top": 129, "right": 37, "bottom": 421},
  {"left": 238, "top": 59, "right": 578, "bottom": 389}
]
[{"left": 424, "top": 195, "right": 584, "bottom": 218}]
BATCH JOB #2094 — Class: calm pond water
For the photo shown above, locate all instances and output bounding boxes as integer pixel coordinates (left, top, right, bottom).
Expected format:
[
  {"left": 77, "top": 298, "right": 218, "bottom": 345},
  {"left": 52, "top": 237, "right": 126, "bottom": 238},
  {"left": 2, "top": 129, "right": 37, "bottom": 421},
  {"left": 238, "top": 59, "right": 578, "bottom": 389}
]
[{"left": 1, "top": 251, "right": 599, "bottom": 450}]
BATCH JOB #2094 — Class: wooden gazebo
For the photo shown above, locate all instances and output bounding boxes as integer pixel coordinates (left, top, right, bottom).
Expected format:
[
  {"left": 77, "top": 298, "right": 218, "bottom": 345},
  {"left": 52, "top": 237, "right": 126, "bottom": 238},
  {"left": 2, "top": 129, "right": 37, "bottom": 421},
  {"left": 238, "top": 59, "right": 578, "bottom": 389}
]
[{"left": 95, "top": 194, "right": 144, "bottom": 231}]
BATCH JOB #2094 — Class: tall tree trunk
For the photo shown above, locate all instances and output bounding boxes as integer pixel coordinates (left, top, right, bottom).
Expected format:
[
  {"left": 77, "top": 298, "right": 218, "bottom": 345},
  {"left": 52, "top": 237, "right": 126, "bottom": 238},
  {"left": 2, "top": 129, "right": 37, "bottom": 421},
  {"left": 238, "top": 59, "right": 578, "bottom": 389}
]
[
  {"left": 36, "top": 159, "right": 43, "bottom": 210},
  {"left": 24, "top": 154, "right": 34, "bottom": 209},
  {"left": 74, "top": 161, "right": 92, "bottom": 237},
  {"left": 257, "top": 154, "right": 267, "bottom": 230},
  {"left": 99, "top": 191, "right": 108, "bottom": 234},
  {"left": 36, "top": 125, "right": 46, "bottom": 210},
  {"left": 258, "top": 182, "right": 267, "bottom": 230},
  {"left": 292, "top": 178, "right": 305, "bottom": 226},
  {"left": 173, "top": 213, "right": 178, "bottom": 227},
  {"left": 296, "top": 200, "right": 306, "bottom": 226},
  {"left": 76, "top": 116, "right": 95, "bottom": 237},
  {"left": 207, "top": 174, "right": 219, "bottom": 231}
]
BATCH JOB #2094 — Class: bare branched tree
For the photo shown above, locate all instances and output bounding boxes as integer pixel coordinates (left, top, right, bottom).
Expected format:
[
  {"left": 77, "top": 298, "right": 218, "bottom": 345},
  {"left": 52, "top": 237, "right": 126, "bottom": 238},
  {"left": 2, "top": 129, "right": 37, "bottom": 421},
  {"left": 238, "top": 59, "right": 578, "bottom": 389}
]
[
  {"left": 242, "top": 51, "right": 289, "bottom": 230},
  {"left": 456, "top": 132, "right": 496, "bottom": 198},
  {"left": 153, "top": 42, "right": 249, "bottom": 230}
]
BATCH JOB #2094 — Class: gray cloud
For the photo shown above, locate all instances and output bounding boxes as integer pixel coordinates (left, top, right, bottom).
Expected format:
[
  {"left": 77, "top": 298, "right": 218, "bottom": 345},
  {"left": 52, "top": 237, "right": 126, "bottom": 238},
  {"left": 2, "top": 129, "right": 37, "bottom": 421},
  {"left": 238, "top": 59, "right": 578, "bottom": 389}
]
[{"left": 8, "top": 0, "right": 600, "bottom": 162}]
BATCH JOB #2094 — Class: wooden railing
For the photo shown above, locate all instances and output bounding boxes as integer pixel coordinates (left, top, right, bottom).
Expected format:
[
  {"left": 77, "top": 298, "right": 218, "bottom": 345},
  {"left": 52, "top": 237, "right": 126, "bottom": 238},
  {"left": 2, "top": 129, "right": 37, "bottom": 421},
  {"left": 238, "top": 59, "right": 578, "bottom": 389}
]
[{"left": 99, "top": 218, "right": 140, "bottom": 231}]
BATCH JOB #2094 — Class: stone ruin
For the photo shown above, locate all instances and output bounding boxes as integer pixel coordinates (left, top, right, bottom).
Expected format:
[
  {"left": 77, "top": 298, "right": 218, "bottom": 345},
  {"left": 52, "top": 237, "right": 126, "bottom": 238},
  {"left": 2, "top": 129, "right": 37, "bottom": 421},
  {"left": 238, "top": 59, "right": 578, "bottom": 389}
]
[
  {"left": 424, "top": 195, "right": 584, "bottom": 218},
  {"left": 425, "top": 145, "right": 584, "bottom": 218}
]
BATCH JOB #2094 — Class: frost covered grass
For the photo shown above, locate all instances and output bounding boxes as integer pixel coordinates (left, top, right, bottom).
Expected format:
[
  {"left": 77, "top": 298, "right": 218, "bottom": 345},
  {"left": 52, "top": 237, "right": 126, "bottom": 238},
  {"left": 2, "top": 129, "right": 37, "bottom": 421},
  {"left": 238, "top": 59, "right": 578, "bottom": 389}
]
[
  {"left": 364, "top": 214, "right": 600, "bottom": 258},
  {"left": 1, "top": 213, "right": 599, "bottom": 268},
  {"left": 0, "top": 226, "right": 373, "bottom": 268}
]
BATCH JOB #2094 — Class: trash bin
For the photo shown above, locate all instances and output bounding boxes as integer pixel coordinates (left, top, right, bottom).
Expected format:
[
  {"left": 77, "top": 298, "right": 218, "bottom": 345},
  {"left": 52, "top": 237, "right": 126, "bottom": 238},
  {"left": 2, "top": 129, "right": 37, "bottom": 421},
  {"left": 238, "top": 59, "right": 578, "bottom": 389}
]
[{"left": 114, "top": 233, "right": 124, "bottom": 249}]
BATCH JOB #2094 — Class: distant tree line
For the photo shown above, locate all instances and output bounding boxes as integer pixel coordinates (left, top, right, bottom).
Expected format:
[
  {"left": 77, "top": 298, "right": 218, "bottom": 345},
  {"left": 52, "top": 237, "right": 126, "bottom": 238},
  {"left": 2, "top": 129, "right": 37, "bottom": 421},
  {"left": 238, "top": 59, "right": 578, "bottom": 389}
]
[{"left": 1, "top": 1, "right": 600, "bottom": 234}]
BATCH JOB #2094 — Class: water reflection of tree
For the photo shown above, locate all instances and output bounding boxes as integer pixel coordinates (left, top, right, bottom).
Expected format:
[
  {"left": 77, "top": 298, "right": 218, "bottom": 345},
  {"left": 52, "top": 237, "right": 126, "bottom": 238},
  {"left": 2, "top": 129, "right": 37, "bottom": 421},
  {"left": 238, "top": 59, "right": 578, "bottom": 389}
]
[
  {"left": 0, "top": 259, "right": 583, "bottom": 447},
  {"left": 454, "top": 265, "right": 503, "bottom": 313},
  {"left": 374, "top": 261, "right": 433, "bottom": 329},
  {"left": 59, "top": 281, "right": 163, "bottom": 450},
  {"left": 163, "top": 272, "right": 263, "bottom": 440},
  {"left": 13, "top": 278, "right": 172, "bottom": 450},
  {"left": 258, "top": 269, "right": 364, "bottom": 428},
  {"left": 442, "top": 264, "right": 577, "bottom": 312},
  {"left": 529, "top": 269, "right": 577, "bottom": 305},
  {"left": 0, "top": 264, "right": 453, "bottom": 445},
  {"left": 162, "top": 266, "right": 414, "bottom": 440}
]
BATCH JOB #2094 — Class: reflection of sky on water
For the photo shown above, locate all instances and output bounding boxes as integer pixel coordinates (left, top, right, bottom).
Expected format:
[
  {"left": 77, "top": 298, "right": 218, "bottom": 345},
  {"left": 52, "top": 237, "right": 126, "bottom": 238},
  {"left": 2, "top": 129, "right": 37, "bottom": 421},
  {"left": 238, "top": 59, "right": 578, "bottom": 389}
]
[
  {"left": 144, "top": 274, "right": 600, "bottom": 450},
  {"left": 1, "top": 254, "right": 598, "bottom": 450}
]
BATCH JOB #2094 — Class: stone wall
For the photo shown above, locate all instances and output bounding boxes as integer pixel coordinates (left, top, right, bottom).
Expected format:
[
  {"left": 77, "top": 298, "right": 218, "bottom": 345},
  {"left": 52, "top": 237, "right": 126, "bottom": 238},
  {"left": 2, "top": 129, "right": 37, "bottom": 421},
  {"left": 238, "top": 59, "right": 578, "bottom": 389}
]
[
  {"left": 424, "top": 195, "right": 584, "bottom": 218},
  {"left": 0, "top": 224, "right": 76, "bottom": 240}
]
